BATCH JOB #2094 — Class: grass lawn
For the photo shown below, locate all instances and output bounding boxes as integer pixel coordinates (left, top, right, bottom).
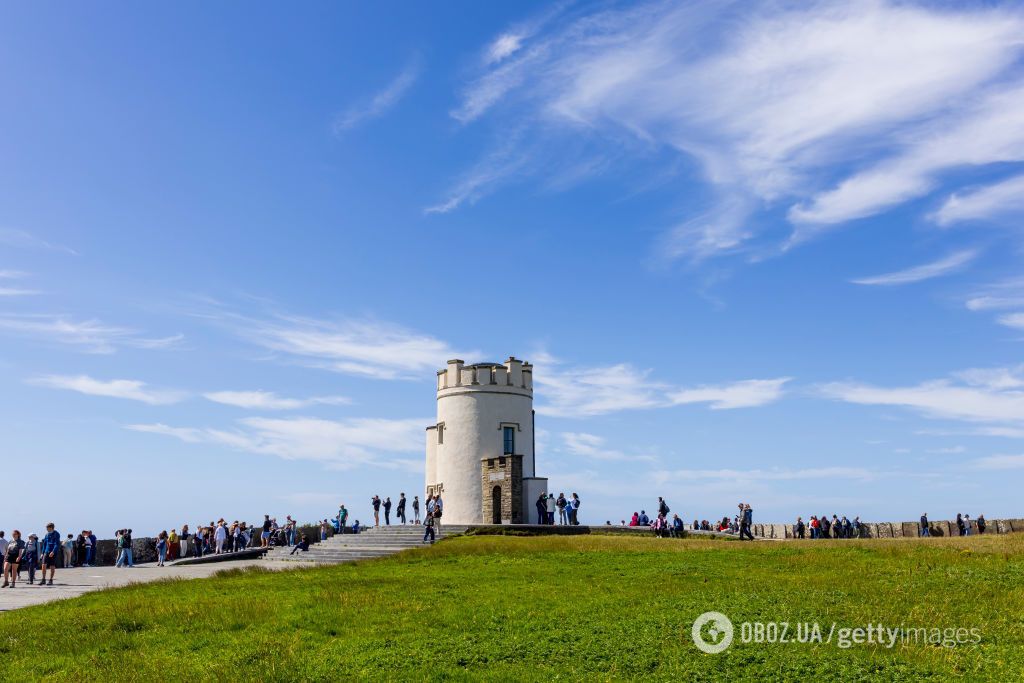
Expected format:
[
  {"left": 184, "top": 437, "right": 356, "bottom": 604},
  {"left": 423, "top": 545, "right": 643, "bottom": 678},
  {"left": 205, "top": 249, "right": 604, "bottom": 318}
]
[{"left": 1, "top": 533, "right": 1021, "bottom": 680}]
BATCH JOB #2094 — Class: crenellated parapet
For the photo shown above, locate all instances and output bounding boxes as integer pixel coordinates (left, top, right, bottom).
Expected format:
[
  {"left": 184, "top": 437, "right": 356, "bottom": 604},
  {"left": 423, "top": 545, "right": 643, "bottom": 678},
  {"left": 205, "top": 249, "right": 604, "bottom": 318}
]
[{"left": 436, "top": 357, "right": 533, "bottom": 396}]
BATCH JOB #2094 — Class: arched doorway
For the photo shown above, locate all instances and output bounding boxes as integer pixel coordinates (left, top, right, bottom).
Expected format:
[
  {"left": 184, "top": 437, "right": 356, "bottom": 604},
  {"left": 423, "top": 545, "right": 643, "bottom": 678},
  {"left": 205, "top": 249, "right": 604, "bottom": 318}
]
[{"left": 492, "top": 485, "right": 502, "bottom": 524}]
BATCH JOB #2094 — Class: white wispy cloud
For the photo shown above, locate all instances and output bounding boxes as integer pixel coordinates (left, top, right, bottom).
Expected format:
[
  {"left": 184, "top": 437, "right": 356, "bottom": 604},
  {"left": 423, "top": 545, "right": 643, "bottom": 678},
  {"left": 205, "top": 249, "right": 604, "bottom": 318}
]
[
  {"left": 443, "top": 1, "right": 1024, "bottom": 260},
  {"left": 850, "top": 249, "right": 979, "bottom": 286},
  {"left": 333, "top": 57, "right": 421, "bottom": 134},
  {"left": 934, "top": 173, "right": 1024, "bottom": 226},
  {"left": 998, "top": 313, "right": 1024, "bottom": 330},
  {"left": 534, "top": 357, "right": 788, "bottom": 417},
  {"left": 668, "top": 378, "right": 791, "bottom": 410},
  {"left": 29, "top": 375, "right": 186, "bottom": 405},
  {"left": 820, "top": 365, "right": 1024, "bottom": 426},
  {"left": 125, "top": 423, "right": 204, "bottom": 442},
  {"left": 240, "top": 314, "right": 472, "bottom": 380},
  {"left": 655, "top": 467, "right": 877, "bottom": 483},
  {"left": 424, "top": 131, "right": 530, "bottom": 214},
  {"left": 203, "top": 390, "right": 351, "bottom": 410},
  {"left": 0, "top": 270, "right": 40, "bottom": 296},
  {"left": 126, "top": 416, "right": 426, "bottom": 469},
  {"left": 0, "top": 229, "right": 77, "bottom": 255},
  {"left": 971, "top": 454, "right": 1024, "bottom": 470},
  {"left": 561, "top": 432, "right": 656, "bottom": 463},
  {"left": 0, "top": 314, "right": 182, "bottom": 354}
]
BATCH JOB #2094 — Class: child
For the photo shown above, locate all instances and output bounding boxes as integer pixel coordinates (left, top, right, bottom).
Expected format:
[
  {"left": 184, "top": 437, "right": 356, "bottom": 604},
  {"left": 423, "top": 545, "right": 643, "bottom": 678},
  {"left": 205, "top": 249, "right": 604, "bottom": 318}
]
[{"left": 23, "top": 534, "right": 39, "bottom": 585}]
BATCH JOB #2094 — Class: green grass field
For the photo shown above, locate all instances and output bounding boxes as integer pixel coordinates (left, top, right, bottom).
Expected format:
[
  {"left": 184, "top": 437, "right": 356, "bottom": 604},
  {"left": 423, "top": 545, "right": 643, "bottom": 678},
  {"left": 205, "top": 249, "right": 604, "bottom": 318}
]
[{"left": 1, "top": 533, "right": 1021, "bottom": 681}]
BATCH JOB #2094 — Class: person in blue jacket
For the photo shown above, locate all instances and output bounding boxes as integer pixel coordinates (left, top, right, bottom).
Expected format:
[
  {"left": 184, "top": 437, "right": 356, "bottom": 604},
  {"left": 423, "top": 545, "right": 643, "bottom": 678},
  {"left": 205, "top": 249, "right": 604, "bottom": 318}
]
[{"left": 40, "top": 522, "right": 61, "bottom": 585}]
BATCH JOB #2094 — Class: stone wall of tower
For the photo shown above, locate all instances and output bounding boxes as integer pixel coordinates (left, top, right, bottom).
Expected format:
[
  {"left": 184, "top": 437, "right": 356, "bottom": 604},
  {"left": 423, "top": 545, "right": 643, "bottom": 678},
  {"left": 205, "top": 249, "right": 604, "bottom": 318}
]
[{"left": 426, "top": 357, "right": 535, "bottom": 524}]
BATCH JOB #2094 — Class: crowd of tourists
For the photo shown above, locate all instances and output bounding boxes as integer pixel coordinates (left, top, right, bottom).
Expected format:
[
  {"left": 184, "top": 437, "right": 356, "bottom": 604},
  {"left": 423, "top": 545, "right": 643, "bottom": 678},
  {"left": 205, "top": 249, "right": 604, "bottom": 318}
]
[
  {"left": 1, "top": 524, "right": 63, "bottom": 588},
  {"left": 533, "top": 493, "right": 582, "bottom": 525}
]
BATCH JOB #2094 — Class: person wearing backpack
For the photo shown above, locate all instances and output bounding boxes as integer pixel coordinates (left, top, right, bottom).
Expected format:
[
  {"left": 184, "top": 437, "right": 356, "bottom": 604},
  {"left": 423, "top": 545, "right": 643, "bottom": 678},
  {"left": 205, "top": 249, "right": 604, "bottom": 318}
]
[
  {"left": 556, "top": 493, "right": 568, "bottom": 525},
  {"left": 657, "top": 497, "right": 670, "bottom": 518}
]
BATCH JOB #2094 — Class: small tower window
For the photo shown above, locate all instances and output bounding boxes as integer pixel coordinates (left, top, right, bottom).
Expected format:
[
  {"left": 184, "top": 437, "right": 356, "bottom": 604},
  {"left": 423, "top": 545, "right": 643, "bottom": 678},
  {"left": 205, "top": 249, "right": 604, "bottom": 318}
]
[
  {"left": 503, "top": 426, "right": 515, "bottom": 455},
  {"left": 437, "top": 423, "right": 444, "bottom": 445}
]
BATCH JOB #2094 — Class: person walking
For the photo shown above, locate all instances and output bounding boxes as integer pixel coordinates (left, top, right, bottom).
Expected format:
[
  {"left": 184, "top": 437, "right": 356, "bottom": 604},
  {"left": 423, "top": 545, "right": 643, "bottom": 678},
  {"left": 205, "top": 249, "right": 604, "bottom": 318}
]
[
  {"left": 23, "top": 534, "right": 40, "bottom": 585},
  {"left": 739, "top": 504, "right": 754, "bottom": 541},
  {"left": 536, "top": 494, "right": 547, "bottom": 525},
  {"left": 919, "top": 513, "right": 929, "bottom": 537},
  {"left": 384, "top": 497, "right": 393, "bottom": 525},
  {"left": 422, "top": 513, "right": 436, "bottom": 544},
  {"left": 412, "top": 496, "right": 420, "bottom": 524},
  {"left": 557, "top": 493, "right": 568, "bottom": 525},
  {"left": 40, "top": 523, "right": 60, "bottom": 585},
  {"left": 963, "top": 514, "right": 972, "bottom": 536},
  {"left": 2, "top": 531, "right": 24, "bottom": 588},
  {"left": 657, "top": 497, "right": 670, "bottom": 519},
  {"left": 372, "top": 495, "right": 382, "bottom": 527},
  {"left": 116, "top": 529, "right": 135, "bottom": 567},
  {"left": 546, "top": 493, "right": 556, "bottom": 525},
  {"left": 397, "top": 493, "right": 407, "bottom": 524}
]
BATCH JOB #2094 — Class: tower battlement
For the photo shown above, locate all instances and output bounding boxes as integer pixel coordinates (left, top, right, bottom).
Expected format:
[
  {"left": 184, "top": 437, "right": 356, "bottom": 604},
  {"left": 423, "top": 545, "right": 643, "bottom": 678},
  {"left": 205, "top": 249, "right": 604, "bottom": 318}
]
[{"left": 436, "top": 356, "right": 533, "bottom": 394}]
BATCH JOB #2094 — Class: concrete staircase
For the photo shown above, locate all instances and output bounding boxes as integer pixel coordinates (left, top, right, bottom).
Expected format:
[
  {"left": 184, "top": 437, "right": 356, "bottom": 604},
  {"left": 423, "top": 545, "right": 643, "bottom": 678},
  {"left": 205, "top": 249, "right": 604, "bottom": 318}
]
[{"left": 262, "top": 523, "right": 470, "bottom": 564}]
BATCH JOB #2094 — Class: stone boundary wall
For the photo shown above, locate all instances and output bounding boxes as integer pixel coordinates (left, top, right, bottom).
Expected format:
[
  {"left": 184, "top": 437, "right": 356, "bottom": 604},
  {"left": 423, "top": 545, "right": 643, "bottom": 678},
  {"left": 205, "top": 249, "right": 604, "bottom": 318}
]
[{"left": 753, "top": 518, "right": 1024, "bottom": 539}]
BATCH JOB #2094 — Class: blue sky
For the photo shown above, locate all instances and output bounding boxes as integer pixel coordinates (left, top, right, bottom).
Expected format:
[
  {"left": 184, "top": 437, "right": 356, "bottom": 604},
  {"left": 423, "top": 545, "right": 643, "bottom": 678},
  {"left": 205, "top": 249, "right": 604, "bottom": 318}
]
[{"left": 2, "top": 1, "right": 1024, "bottom": 535}]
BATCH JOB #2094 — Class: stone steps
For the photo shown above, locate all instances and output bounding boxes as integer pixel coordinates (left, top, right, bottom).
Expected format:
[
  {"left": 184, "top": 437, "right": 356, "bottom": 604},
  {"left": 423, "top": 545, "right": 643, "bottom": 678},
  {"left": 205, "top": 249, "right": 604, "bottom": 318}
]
[{"left": 262, "top": 524, "right": 469, "bottom": 565}]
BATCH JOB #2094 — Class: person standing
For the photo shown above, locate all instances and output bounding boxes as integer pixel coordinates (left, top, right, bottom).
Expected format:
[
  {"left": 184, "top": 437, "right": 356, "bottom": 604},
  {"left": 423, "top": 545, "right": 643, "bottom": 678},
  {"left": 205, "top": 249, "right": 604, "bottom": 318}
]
[
  {"left": 384, "top": 497, "right": 393, "bottom": 526},
  {"left": 62, "top": 534, "right": 75, "bottom": 568},
  {"left": 412, "top": 496, "right": 420, "bottom": 524},
  {"left": 397, "top": 493, "right": 407, "bottom": 524},
  {"left": 978, "top": 514, "right": 987, "bottom": 534},
  {"left": 156, "top": 531, "right": 168, "bottom": 566},
  {"left": 557, "top": 493, "right": 568, "bottom": 525},
  {"left": 432, "top": 493, "right": 444, "bottom": 533},
  {"left": 168, "top": 529, "right": 178, "bottom": 561},
  {"left": 546, "top": 494, "right": 556, "bottom": 525},
  {"left": 920, "top": 513, "right": 929, "bottom": 537},
  {"left": 338, "top": 504, "right": 349, "bottom": 534},
  {"left": 657, "top": 497, "right": 670, "bottom": 519},
  {"left": 214, "top": 522, "right": 227, "bottom": 554},
  {"left": 320, "top": 519, "right": 328, "bottom": 541},
  {"left": 86, "top": 530, "right": 97, "bottom": 567},
  {"left": 0, "top": 532, "right": 8, "bottom": 569},
  {"left": 963, "top": 514, "right": 972, "bottom": 536},
  {"left": 570, "top": 493, "right": 581, "bottom": 525},
  {"left": 372, "top": 495, "right": 382, "bottom": 527},
  {"left": 795, "top": 517, "right": 805, "bottom": 539},
  {"left": 2, "top": 531, "right": 24, "bottom": 588},
  {"left": 535, "top": 494, "right": 547, "bottom": 525},
  {"left": 956, "top": 513, "right": 965, "bottom": 536},
  {"left": 261, "top": 515, "right": 272, "bottom": 548},
  {"left": 40, "top": 523, "right": 60, "bottom": 585}
]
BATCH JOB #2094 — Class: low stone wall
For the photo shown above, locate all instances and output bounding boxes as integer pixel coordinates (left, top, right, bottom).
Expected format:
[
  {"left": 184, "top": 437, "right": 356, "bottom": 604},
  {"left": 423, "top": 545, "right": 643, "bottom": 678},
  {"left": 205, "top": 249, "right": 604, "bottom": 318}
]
[{"left": 759, "top": 518, "right": 1023, "bottom": 539}]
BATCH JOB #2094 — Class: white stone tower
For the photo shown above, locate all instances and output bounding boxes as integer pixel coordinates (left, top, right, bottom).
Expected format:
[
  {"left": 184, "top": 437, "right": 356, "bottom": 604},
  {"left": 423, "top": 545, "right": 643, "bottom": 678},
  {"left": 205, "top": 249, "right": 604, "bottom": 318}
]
[{"left": 425, "top": 357, "right": 547, "bottom": 524}]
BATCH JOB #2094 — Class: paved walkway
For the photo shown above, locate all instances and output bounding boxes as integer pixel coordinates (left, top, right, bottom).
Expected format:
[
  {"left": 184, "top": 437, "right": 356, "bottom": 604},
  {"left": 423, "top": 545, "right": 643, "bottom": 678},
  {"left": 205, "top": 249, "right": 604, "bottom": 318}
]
[{"left": 0, "top": 560, "right": 303, "bottom": 612}]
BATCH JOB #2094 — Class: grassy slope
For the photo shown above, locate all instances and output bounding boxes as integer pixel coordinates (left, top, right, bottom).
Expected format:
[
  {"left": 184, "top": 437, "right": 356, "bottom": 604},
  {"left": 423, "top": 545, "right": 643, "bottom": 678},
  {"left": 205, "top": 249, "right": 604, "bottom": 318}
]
[{"left": 0, "top": 534, "right": 1022, "bottom": 681}]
